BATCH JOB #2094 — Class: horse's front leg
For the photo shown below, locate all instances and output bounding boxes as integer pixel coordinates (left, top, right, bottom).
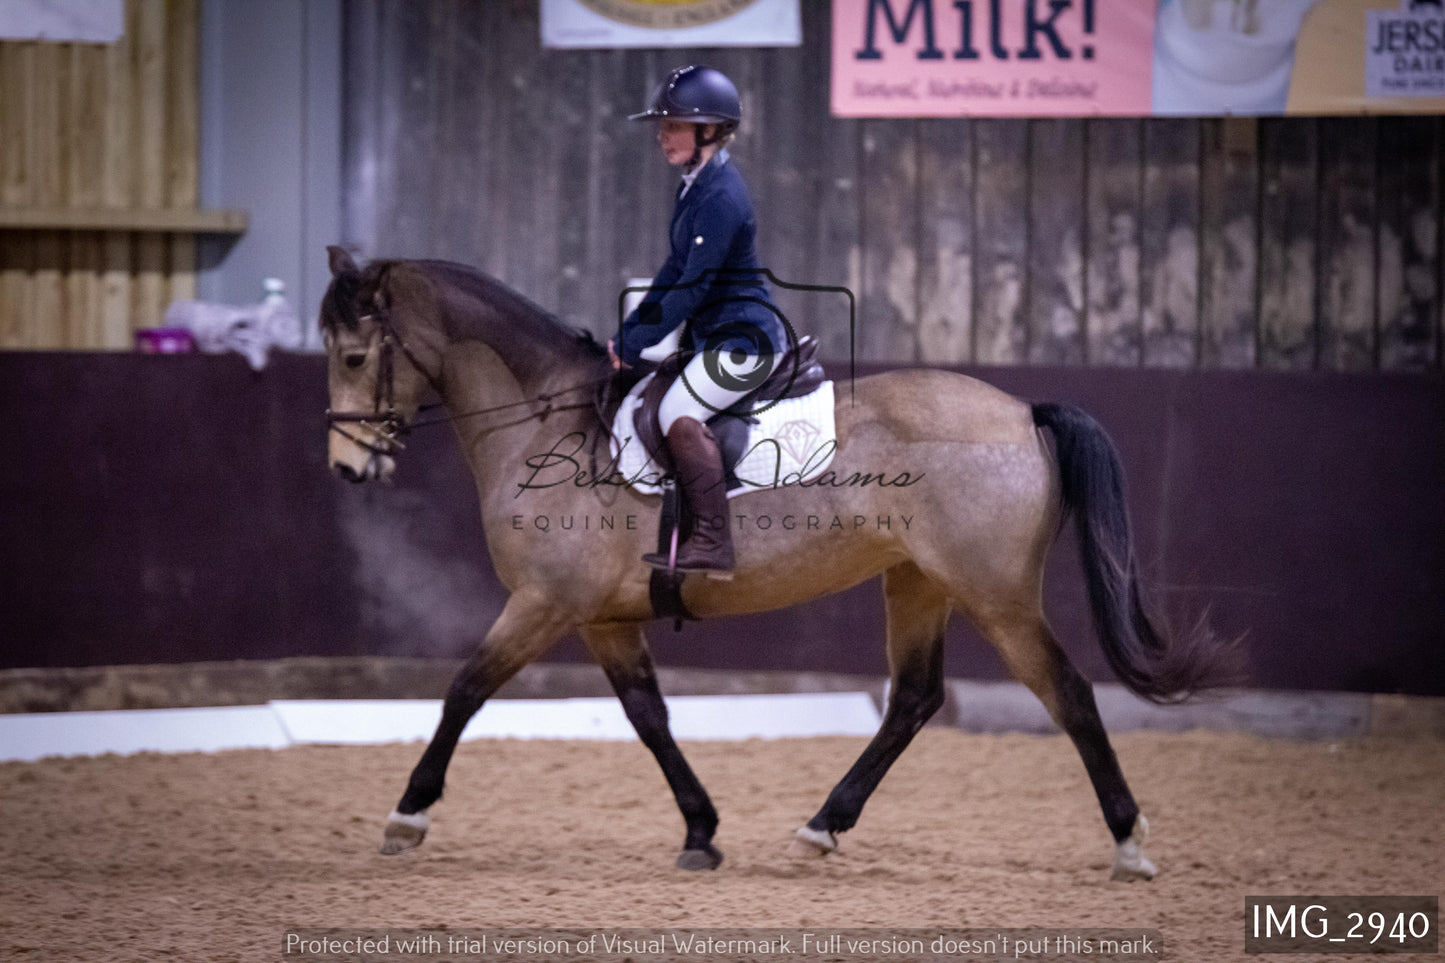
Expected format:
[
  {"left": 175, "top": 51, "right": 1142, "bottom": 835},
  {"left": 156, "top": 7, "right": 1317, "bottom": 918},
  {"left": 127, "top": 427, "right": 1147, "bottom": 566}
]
[
  {"left": 580, "top": 621, "right": 723, "bottom": 870},
  {"left": 381, "top": 591, "right": 573, "bottom": 854}
]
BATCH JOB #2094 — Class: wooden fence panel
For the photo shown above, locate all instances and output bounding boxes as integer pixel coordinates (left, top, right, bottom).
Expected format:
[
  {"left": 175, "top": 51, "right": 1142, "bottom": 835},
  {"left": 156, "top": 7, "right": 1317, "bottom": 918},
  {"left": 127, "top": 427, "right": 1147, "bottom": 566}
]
[
  {"left": 582, "top": 50, "right": 628, "bottom": 339},
  {"left": 165, "top": 0, "right": 198, "bottom": 305},
  {"left": 1199, "top": 118, "right": 1259, "bottom": 368},
  {"left": 777, "top": 1, "right": 859, "bottom": 360},
  {"left": 1086, "top": 118, "right": 1142, "bottom": 367},
  {"left": 131, "top": 0, "right": 168, "bottom": 331},
  {"left": 1027, "top": 119, "right": 1086, "bottom": 364},
  {"left": 612, "top": 49, "right": 675, "bottom": 307},
  {"left": 334, "top": 5, "right": 1443, "bottom": 376},
  {"left": 916, "top": 118, "right": 973, "bottom": 364},
  {"left": 1, "top": 44, "right": 36, "bottom": 348},
  {"left": 1142, "top": 118, "right": 1202, "bottom": 368},
  {"left": 1317, "top": 117, "right": 1378, "bottom": 371},
  {"left": 550, "top": 45, "right": 594, "bottom": 330},
  {"left": 972, "top": 121, "right": 1029, "bottom": 365},
  {"left": 425, "top": 0, "right": 464, "bottom": 268},
  {"left": 751, "top": 36, "right": 809, "bottom": 341},
  {"left": 857, "top": 119, "right": 917, "bottom": 362},
  {"left": 68, "top": 44, "right": 106, "bottom": 346},
  {"left": 0, "top": 0, "right": 206, "bottom": 349},
  {"left": 100, "top": 20, "right": 134, "bottom": 350},
  {"left": 3, "top": 2, "right": 1441, "bottom": 364},
  {"left": 32, "top": 45, "right": 64, "bottom": 350},
  {"left": 1258, "top": 118, "right": 1318, "bottom": 370},
  {"left": 1377, "top": 117, "right": 1442, "bottom": 370}
]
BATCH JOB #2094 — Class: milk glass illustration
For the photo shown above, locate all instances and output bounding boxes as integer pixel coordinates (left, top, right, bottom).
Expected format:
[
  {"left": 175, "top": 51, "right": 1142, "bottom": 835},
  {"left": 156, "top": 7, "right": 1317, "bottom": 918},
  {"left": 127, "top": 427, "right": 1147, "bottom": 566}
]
[{"left": 1152, "top": 0, "right": 1323, "bottom": 113}]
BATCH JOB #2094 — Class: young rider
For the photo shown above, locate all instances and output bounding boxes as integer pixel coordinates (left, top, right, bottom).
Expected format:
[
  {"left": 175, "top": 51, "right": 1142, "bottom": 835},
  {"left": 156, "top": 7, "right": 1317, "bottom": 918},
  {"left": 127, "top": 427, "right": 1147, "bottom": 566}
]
[{"left": 609, "top": 65, "right": 786, "bottom": 578}]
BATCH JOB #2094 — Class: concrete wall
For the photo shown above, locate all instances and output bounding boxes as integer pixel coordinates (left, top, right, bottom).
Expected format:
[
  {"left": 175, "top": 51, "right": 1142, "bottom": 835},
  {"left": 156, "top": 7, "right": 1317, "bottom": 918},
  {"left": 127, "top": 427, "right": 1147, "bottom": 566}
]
[{"left": 198, "top": 0, "right": 340, "bottom": 346}]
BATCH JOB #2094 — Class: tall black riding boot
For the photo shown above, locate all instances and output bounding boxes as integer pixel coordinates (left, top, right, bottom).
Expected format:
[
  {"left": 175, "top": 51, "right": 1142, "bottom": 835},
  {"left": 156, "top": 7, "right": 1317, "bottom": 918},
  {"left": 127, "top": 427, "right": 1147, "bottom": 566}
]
[{"left": 643, "top": 416, "right": 735, "bottom": 577}]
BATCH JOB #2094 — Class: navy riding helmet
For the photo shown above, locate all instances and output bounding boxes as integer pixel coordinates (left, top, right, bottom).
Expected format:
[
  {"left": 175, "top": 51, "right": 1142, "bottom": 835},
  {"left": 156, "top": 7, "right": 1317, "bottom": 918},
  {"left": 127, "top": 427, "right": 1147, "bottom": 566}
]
[{"left": 629, "top": 65, "right": 741, "bottom": 133}]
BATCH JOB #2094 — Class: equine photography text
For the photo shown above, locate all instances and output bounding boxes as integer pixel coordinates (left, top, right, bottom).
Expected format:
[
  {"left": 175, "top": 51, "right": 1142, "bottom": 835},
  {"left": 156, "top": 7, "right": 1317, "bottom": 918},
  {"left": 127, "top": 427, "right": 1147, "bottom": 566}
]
[{"left": 509, "top": 513, "right": 917, "bottom": 534}]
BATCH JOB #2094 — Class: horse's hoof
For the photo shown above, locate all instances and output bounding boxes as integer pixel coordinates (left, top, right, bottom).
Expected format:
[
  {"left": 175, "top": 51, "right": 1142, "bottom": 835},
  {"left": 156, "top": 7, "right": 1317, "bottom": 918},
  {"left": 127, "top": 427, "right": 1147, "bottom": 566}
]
[
  {"left": 786, "top": 825, "right": 838, "bottom": 858},
  {"left": 1111, "top": 814, "right": 1156, "bottom": 881},
  {"left": 675, "top": 845, "right": 724, "bottom": 871},
  {"left": 379, "top": 809, "right": 429, "bottom": 855}
]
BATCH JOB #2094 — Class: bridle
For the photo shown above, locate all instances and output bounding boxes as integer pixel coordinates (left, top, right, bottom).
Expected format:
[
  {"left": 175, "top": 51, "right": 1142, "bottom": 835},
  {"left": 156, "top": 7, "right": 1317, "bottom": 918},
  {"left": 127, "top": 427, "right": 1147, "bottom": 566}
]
[
  {"left": 325, "top": 302, "right": 613, "bottom": 462},
  {"left": 324, "top": 305, "right": 441, "bottom": 459}
]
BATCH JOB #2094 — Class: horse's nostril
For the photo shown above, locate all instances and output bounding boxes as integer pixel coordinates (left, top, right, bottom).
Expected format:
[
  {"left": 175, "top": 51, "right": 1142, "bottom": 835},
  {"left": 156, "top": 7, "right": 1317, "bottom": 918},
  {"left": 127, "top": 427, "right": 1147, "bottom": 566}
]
[{"left": 334, "top": 462, "right": 365, "bottom": 484}]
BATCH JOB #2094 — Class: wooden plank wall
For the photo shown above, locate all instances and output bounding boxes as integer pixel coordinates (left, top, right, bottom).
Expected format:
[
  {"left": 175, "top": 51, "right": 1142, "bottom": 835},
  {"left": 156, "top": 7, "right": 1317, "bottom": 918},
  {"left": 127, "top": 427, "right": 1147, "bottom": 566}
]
[
  {"left": 0, "top": 0, "right": 198, "bottom": 349},
  {"left": 341, "top": 1, "right": 1444, "bottom": 372}
]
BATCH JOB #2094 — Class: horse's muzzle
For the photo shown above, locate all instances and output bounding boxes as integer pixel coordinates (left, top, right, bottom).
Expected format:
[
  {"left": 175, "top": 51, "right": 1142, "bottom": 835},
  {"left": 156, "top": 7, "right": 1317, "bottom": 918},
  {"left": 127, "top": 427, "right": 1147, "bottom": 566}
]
[{"left": 332, "top": 452, "right": 396, "bottom": 483}]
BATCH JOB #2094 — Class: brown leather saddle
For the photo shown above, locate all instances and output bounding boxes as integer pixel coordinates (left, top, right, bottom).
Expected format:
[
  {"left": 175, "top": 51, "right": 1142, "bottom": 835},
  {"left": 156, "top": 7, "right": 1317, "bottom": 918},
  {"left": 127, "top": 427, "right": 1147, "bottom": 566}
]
[{"left": 631, "top": 336, "right": 826, "bottom": 491}]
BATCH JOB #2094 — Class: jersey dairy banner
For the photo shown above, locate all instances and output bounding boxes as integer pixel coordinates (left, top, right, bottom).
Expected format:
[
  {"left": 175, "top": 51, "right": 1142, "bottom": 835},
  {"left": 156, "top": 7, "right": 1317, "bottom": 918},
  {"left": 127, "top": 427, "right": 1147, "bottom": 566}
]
[
  {"left": 541, "top": 0, "right": 801, "bottom": 48},
  {"left": 831, "top": 0, "right": 1445, "bottom": 117}
]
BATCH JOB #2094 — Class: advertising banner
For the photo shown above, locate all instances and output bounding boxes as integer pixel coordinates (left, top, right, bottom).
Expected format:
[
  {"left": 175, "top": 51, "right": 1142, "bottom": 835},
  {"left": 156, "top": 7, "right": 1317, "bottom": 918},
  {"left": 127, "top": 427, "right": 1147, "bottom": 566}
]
[
  {"left": 542, "top": 0, "right": 801, "bottom": 48},
  {"left": 832, "top": 0, "right": 1445, "bottom": 117},
  {"left": 0, "top": 0, "right": 123, "bottom": 42}
]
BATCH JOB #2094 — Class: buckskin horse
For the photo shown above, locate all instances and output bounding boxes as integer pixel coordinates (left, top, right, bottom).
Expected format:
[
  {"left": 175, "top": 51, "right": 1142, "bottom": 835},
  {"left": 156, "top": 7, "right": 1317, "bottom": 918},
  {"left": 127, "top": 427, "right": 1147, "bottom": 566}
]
[{"left": 320, "top": 246, "right": 1233, "bottom": 879}]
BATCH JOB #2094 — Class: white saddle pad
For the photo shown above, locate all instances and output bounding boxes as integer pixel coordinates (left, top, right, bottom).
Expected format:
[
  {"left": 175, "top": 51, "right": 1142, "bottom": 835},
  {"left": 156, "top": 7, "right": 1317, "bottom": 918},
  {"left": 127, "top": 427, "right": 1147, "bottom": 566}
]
[{"left": 609, "top": 375, "right": 837, "bottom": 499}]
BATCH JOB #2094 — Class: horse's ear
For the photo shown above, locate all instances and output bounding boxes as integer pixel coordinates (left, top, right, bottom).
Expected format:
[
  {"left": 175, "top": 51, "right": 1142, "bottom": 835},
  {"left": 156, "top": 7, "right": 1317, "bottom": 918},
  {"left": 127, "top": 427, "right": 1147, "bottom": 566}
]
[{"left": 328, "top": 245, "right": 359, "bottom": 278}]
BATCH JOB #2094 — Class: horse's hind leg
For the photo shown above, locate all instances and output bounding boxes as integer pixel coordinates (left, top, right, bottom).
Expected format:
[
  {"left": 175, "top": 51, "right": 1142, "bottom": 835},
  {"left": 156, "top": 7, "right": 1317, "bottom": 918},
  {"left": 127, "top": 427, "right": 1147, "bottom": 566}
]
[
  {"left": 581, "top": 622, "right": 723, "bottom": 871},
  {"left": 969, "top": 604, "right": 1155, "bottom": 881},
  {"left": 381, "top": 591, "right": 573, "bottom": 854},
  {"left": 790, "top": 561, "right": 949, "bottom": 857}
]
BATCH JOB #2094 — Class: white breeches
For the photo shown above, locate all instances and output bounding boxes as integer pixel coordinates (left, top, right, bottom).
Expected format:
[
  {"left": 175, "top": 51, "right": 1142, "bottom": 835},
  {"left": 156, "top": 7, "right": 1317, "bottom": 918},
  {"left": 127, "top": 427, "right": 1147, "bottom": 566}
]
[{"left": 657, "top": 352, "right": 761, "bottom": 434}]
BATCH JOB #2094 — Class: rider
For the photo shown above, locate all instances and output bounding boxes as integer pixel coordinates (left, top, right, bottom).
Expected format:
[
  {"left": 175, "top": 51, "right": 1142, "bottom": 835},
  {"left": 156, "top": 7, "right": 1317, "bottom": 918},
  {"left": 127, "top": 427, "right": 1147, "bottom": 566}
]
[{"left": 609, "top": 65, "right": 786, "bottom": 578}]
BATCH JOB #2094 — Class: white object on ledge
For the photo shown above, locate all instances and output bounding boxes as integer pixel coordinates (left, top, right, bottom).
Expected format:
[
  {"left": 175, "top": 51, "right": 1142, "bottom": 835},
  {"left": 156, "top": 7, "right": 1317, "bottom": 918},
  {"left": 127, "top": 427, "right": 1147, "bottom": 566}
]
[{"left": 163, "top": 278, "right": 302, "bottom": 371}]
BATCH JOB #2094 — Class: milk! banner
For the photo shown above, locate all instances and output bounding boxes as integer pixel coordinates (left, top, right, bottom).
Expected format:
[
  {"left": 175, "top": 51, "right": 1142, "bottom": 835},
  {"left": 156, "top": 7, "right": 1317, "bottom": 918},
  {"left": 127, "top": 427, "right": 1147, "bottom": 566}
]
[{"left": 832, "top": 0, "right": 1445, "bottom": 117}]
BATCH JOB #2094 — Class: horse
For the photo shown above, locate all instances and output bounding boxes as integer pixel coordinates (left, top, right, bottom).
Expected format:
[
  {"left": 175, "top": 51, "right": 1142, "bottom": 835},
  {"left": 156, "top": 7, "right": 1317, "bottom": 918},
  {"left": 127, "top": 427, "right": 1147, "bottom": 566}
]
[{"left": 319, "top": 246, "right": 1234, "bottom": 879}]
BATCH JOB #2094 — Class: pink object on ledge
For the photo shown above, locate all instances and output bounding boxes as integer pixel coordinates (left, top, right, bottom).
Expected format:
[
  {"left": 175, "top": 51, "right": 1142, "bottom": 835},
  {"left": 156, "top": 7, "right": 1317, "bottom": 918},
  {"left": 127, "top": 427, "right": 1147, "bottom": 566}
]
[{"left": 134, "top": 328, "right": 197, "bottom": 354}]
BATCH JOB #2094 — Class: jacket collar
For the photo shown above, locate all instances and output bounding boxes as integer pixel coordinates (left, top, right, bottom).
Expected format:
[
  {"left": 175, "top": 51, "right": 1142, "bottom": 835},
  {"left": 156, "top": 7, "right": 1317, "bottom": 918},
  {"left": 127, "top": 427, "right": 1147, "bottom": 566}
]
[{"left": 679, "top": 147, "right": 729, "bottom": 200}]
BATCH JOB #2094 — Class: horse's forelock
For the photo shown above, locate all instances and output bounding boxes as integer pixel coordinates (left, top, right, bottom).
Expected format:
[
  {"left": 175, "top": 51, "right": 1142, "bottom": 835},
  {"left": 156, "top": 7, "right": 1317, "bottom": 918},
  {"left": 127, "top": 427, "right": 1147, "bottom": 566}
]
[
  {"left": 321, "top": 272, "right": 360, "bottom": 333},
  {"left": 322, "top": 265, "right": 380, "bottom": 335}
]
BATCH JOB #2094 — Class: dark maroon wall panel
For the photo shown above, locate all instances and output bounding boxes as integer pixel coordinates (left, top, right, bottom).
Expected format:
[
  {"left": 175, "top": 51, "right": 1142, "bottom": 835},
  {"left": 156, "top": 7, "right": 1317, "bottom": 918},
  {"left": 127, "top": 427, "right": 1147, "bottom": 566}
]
[{"left": 1, "top": 353, "right": 1440, "bottom": 695}]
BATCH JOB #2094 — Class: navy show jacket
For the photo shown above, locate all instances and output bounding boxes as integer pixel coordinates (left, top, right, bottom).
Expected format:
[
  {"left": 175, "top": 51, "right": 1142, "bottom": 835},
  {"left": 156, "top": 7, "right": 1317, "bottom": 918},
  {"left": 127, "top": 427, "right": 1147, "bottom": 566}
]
[{"left": 617, "top": 149, "right": 786, "bottom": 368}]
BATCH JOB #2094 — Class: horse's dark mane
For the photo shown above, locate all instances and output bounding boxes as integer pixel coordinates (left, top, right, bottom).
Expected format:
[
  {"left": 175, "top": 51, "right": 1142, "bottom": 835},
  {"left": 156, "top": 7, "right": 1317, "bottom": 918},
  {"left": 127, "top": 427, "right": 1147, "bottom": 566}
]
[
  {"left": 419, "top": 259, "right": 608, "bottom": 359},
  {"left": 322, "top": 257, "right": 606, "bottom": 361}
]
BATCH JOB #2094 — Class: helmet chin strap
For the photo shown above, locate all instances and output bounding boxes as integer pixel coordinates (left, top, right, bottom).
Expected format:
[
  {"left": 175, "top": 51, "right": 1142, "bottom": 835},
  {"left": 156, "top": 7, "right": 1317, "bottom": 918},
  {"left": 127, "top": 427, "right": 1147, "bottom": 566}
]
[
  {"left": 685, "top": 126, "right": 709, "bottom": 171},
  {"left": 685, "top": 123, "right": 733, "bottom": 172}
]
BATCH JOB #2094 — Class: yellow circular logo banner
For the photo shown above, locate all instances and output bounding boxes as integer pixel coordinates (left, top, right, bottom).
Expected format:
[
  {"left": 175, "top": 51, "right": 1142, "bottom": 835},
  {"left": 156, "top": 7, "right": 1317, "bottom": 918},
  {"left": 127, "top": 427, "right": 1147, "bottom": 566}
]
[{"left": 575, "top": 0, "right": 764, "bottom": 29}]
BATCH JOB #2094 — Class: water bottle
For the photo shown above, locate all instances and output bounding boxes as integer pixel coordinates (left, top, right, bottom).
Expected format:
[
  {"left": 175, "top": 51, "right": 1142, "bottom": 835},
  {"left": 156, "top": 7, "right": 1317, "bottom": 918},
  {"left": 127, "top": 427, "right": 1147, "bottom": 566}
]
[{"left": 257, "top": 278, "right": 303, "bottom": 351}]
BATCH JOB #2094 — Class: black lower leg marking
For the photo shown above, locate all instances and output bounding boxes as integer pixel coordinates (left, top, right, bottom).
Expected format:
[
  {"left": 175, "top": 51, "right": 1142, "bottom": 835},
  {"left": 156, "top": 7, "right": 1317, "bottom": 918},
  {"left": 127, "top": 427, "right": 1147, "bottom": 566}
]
[
  {"left": 604, "top": 659, "right": 719, "bottom": 852},
  {"left": 1053, "top": 664, "right": 1139, "bottom": 842},
  {"left": 397, "top": 656, "right": 506, "bottom": 814},
  {"left": 808, "top": 638, "right": 946, "bottom": 836}
]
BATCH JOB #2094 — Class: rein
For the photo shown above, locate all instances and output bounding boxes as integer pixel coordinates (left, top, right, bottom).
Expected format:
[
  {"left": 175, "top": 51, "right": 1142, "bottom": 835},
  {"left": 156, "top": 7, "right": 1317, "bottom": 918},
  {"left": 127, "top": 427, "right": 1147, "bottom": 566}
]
[{"left": 326, "top": 304, "right": 614, "bottom": 458}]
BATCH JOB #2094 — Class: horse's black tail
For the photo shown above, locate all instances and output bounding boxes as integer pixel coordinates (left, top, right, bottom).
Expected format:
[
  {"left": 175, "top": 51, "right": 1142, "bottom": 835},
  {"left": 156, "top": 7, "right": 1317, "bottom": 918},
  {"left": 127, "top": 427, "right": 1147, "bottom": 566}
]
[{"left": 1032, "top": 402, "right": 1240, "bottom": 704}]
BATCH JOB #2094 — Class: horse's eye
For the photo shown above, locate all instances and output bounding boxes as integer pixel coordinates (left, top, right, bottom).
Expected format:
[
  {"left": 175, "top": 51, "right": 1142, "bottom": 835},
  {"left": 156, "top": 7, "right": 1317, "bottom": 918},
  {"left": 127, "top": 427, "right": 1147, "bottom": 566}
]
[{"left": 345, "top": 353, "right": 367, "bottom": 369}]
